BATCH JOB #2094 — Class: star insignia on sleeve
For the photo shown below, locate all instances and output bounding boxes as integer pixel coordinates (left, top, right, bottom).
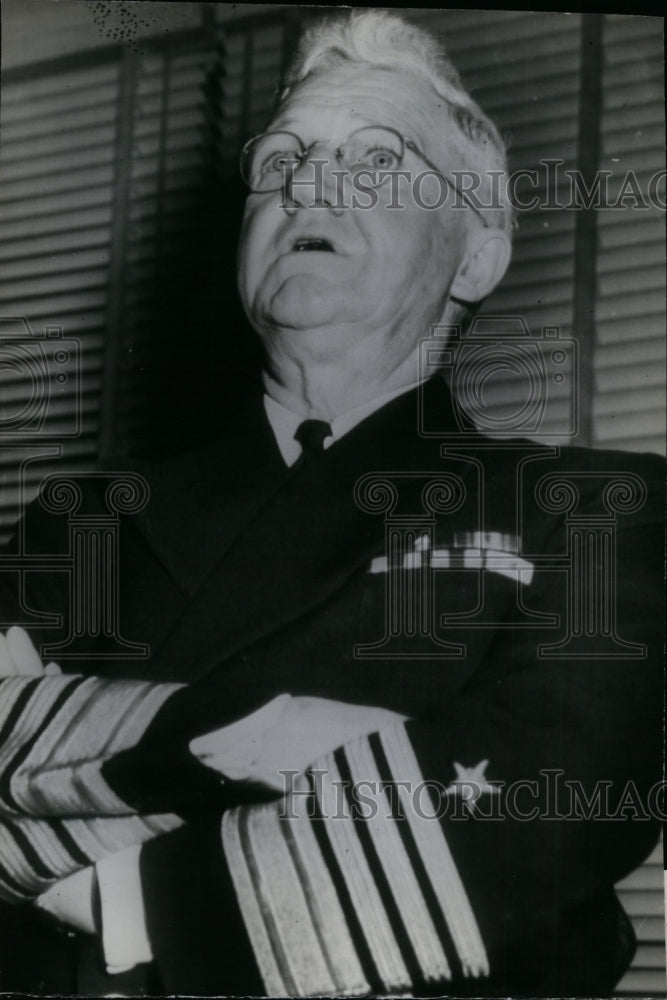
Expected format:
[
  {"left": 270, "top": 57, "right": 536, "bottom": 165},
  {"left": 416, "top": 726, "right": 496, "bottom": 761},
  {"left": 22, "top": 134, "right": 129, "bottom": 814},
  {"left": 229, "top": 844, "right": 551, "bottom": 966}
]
[{"left": 445, "top": 759, "right": 500, "bottom": 813}]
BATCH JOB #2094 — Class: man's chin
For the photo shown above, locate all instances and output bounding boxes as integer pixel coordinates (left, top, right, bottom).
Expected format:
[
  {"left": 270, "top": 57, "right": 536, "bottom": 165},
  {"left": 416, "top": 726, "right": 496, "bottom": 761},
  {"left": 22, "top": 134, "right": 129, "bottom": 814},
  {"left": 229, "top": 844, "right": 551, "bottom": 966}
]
[{"left": 263, "top": 279, "right": 344, "bottom": 332}]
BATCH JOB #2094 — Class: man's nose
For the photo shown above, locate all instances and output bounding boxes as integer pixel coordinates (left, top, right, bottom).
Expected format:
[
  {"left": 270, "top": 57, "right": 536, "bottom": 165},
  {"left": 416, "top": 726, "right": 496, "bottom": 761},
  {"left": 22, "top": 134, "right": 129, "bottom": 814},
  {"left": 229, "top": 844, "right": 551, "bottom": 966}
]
[{"left": 283, "top": 142, "right": 345, "bottom": 213}]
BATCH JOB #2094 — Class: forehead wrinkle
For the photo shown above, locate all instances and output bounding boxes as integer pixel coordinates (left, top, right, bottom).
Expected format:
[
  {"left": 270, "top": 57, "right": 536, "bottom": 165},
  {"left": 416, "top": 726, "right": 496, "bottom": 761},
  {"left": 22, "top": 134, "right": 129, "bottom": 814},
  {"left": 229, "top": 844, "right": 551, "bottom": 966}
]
[
  {"left": 272, "top": 66, "right": 443, "bottom": 151},
  {"left": 271, "top": 101, "right": 377, "bottom": 143}
]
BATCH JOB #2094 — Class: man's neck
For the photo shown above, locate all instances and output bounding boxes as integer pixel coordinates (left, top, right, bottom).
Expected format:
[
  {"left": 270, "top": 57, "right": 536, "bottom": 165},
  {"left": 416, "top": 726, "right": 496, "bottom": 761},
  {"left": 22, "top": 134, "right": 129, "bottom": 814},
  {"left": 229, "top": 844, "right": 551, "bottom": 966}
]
[
  {"left": 263, "top": 380, "right": 423, "bottom": 467},
  {"left": 261, "top": 351, "right": 424, "bottom": 421}
]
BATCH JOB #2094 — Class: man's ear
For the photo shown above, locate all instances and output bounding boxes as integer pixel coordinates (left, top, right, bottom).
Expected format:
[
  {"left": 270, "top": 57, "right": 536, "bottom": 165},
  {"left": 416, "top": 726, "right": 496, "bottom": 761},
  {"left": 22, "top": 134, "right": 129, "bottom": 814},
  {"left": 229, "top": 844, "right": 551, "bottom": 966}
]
[{"left": 449, "top": 227, "right": 512, "bottom": 305}]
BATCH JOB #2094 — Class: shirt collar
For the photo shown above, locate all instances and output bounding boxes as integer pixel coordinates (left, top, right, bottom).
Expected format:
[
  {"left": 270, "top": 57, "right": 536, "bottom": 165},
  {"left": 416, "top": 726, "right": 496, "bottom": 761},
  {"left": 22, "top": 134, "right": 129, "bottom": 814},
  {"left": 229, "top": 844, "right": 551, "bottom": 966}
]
[{"left": 264, "top": 380, "right": 423, "bottom": 467}]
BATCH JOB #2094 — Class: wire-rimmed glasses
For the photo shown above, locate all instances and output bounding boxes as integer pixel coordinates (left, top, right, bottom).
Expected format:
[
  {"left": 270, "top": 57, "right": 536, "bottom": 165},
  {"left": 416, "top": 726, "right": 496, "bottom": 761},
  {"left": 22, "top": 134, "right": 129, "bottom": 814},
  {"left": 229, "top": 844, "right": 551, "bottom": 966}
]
[{"left": 240, "top": 124, "right": 489, "bottom": 227}]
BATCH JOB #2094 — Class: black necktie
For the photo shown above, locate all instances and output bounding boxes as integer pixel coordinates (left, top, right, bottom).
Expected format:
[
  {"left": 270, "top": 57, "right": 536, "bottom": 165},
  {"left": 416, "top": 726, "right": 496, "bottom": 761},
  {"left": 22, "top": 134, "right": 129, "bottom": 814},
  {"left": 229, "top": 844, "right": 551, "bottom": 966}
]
[{"left": 294, "top": 419, "right": 333, "bottom": 458}]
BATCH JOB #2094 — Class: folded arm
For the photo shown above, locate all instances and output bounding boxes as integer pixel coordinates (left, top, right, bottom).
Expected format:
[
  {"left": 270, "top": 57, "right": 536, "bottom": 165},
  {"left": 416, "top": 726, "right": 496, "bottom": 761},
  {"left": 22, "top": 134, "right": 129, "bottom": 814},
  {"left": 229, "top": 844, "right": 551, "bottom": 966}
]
[
  {"left": 0, "top": 631, "right": 406, "bottom": 904},
  {"left": 104, "top": 492, "right": 663, "bottom": 995}
]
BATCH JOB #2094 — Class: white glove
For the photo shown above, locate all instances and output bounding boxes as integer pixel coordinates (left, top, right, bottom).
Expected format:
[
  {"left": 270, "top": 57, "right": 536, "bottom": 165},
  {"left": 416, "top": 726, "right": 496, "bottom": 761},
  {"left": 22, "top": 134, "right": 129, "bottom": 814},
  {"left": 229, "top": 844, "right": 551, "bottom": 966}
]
[{"left": 190, "top": 694, "right": 408, "bottom": 791}]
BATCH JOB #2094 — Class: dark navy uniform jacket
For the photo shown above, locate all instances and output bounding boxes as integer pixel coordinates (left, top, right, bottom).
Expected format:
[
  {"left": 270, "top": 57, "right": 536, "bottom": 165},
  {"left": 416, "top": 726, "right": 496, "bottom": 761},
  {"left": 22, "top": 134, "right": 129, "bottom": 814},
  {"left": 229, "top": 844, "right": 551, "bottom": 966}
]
[{"left": 0, "top": 377, "right": 662, "bottom": 995}]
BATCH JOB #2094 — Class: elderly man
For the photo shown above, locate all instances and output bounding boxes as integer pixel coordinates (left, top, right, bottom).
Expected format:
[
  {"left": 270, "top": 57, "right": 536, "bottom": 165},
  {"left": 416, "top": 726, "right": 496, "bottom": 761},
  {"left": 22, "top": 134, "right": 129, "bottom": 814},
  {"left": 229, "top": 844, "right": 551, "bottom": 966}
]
[{"left": 0, "top": 10, "right": 662, "bottom": 997}]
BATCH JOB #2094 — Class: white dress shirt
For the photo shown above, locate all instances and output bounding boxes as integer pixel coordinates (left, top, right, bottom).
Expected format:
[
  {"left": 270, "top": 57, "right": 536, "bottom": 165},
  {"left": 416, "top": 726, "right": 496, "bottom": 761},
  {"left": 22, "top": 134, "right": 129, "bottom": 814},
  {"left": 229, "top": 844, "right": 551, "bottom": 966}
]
[{"left": 264, "top": 381, "right": 421, "bottom": 467}]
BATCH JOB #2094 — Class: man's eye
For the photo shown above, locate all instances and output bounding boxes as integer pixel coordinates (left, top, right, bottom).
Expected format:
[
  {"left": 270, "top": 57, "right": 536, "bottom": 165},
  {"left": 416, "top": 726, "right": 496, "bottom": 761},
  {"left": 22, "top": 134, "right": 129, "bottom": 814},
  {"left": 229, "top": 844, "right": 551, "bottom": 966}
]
[
  {"left": 261, "top": 152, "right": 299, "bottom": 174},
  {"left": 365, "top": 147, "right": 401, "bottom": 170}
]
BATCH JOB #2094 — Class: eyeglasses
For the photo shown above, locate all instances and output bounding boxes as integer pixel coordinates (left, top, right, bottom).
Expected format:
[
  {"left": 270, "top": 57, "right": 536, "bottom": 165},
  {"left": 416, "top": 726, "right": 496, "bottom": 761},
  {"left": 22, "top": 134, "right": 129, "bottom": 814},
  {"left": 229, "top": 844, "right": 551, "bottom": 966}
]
[{"left": 239, "top": 124, "right": 489, "bottom": 228}]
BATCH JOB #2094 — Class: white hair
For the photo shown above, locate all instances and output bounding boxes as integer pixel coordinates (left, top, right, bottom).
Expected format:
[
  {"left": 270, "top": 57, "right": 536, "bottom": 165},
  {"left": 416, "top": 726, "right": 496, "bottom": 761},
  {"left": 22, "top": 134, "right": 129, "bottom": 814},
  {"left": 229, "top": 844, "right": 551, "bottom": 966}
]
[{"left": 279, "top": 10, "right": 513, "bottom": 234}]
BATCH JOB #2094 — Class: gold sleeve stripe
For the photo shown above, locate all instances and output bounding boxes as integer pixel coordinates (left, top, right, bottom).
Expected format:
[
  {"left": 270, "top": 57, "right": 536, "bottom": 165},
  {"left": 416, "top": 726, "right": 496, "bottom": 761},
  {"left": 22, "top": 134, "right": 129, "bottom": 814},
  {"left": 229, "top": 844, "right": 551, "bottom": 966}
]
[
  {"left": 379, "top": 725, "right": 489, "bottom": 978},
  {"left": 0, "top": 675, "right": 184, "bottom": 903},
  {"left": 344, "top": 735, "right": 452, "bottom": 981},
  {"left": 2, "top": 676, "right": 181, "bottom": 817},
  {"left": 221, "top": 724, "right": 489, "bottom": 996},
  {"left": 315, "top": 756, "right": 412, "bottom": 992}
]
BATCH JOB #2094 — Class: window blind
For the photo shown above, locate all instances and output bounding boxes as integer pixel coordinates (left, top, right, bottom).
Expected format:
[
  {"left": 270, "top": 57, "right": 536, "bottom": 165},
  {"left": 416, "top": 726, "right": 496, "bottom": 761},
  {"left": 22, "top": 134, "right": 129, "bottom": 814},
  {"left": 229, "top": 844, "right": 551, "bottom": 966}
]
[
  {"left": 615, "top": 837, "right": 666, "bottom": 996},
  {"left": 593, "top": 14, "right": 665, "bottom": 455},
  {"left": 110, "top": 41, "right": 224, "bottom": 455},
  {"left": 109, "top": 14, "right": 288, "bottom": 457},
  {"left": 0, "top": 59, "right": 120, "bottom": 544},
  {"left": 412, "top": 10, "right": 582, "bottom": 444}
]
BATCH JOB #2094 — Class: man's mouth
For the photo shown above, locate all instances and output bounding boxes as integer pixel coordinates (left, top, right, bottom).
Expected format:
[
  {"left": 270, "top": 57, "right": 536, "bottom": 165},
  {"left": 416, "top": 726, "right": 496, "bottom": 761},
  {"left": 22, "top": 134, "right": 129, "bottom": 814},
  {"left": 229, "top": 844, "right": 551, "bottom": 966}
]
[{"left": 291, "top": 237, "right": 335, "bottom": 253}]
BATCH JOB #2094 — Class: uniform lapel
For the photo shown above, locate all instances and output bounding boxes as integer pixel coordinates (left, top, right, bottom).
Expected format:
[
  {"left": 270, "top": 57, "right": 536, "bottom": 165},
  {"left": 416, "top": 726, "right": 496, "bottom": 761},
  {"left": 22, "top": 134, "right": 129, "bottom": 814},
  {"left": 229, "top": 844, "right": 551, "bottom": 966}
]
[
  {"left": 144, "top": 377, "right": 478, "bottom": 682},
  {"left": 121, "top": 386, "right": 291, "bottom": 599}
]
